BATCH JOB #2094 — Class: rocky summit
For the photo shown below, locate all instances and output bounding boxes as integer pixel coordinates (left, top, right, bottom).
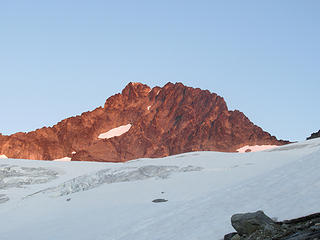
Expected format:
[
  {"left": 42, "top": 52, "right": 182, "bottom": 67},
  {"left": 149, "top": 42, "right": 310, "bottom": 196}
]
[{"left": 0, "top": 82, "right": 289, "bottom": 162}]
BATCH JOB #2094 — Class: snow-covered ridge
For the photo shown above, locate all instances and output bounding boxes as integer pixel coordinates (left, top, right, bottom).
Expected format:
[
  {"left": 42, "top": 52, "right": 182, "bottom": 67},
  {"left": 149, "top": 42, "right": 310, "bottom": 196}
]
[
  {"left": 98, "top": 124, "right": 132, "bottom": 139},
  {"left": 0, "top": 155, "right": 8, "bottom": 159},
  {"left": 237, "top": 145, "right": 278, "bottom": 153}
]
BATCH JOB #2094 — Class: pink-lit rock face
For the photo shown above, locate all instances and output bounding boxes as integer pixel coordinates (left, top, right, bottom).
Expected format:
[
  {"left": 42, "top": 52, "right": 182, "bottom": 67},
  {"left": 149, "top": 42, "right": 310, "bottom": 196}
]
[
  {"left": 236, "top": 145, "right": 278, "bottom": 153},
  {"left": 0, "top": 82, "right": 290, "bottom": 162}
]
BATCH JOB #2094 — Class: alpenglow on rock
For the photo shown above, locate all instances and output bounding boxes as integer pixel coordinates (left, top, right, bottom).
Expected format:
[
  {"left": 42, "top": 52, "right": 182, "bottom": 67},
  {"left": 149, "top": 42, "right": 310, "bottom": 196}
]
[{"left": 0, "top": 82, "right": 289, "bottom": 162}]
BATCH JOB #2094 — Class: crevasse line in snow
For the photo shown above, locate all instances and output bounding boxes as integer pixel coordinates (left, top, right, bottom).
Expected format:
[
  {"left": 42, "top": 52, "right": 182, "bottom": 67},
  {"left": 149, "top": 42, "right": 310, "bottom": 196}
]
[{"left": 31, "top": 165, "right": 202, "bottom": 197}]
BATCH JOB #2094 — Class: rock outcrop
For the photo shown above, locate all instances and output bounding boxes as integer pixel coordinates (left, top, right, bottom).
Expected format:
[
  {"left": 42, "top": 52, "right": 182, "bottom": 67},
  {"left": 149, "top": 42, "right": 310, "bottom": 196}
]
[
  {"left": 224, "top": 211, "right": 320, "bottom": 240},
  {"left": 231, "top": 211, "right": 280, "bottom": 237},
  {"left": 307, "top": 130, "right": 320, "bottom": 140},
  {"left": 0, "top": 82, "right": 289, "bottom": 162}
]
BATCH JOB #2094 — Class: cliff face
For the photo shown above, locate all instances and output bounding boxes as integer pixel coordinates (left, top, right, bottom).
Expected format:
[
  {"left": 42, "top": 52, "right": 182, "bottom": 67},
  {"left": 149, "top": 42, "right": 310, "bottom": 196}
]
[{"left": 0, "top": 82, "right": 289, "bottom": 162}]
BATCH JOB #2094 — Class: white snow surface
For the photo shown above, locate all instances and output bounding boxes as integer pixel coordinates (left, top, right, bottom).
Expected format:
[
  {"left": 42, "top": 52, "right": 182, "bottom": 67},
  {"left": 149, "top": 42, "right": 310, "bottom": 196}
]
[
  {"left": 1, "top": 138, "right": 320, "bottom": 240},
  {"left": 147, "top": 105, "right": 151, "bottom": 110},
  {"left": 0, "top": 154, "right": 8, "bottom": 159},
  {"left": 53, "top": 157, "right": 72, "bottom": 162},
  {"left": 237, "top": 145, "right": 278, "bottom": 153},
  {"left": 98, "top": 124, "right": 132, "bottom": 139}
]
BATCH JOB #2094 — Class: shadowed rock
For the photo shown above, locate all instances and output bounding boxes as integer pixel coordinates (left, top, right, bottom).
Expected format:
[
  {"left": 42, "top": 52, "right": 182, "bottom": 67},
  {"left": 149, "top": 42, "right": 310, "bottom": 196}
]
[
  {"left": 152, "top": 199, "right": 168, "bottom": 203},
  {"left": 307, "top": 130, "right": 320, "bottom": 140},
  {"left": 225, "top": 211, "right": 320, "bottom": 240},
  {"left": 224, "top": 232, "right": 237, "bottom": 240},
  {"left": 231, "top": 211, "right": 279, "bottom": 236}
]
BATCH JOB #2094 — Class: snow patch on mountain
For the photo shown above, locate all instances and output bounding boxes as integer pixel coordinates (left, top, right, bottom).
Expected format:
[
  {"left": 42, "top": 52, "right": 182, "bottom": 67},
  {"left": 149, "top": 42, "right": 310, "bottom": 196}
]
[
  {"left": 53, "top": 157, "right": 72, "bottom": 162},
  {"left": 0, "top": 155, "right": 8, "bottom": 159},
  {"left": 237, "top": 145, "right": 278, "bottom": 153},
  {"left": 98, "top": 124, "right": 132, "bottom": 139}
]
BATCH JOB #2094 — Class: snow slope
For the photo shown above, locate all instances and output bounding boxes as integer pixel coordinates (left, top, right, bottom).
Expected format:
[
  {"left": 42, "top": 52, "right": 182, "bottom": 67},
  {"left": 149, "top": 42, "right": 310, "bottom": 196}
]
[
  {"left": 98, "top": 124, "right": 132, "bottom": 139},
  {"left": 53, "top": 157, "right": 72, "bottom": 162},
  {"left": 236, "top": 144, "right": 278, "bottom": 152},
  {"left": 1, "top": 138, "right": 320, "bottom": 240}
]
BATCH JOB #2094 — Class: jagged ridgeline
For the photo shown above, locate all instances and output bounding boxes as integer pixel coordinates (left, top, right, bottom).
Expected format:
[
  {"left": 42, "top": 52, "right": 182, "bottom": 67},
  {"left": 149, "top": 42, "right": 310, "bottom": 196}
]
[
  {"left": 307, "top": 130, "right": 320, "bottom": 140},
  {"left": 0, "top": 82, "right": 289, "bottom": 162}
]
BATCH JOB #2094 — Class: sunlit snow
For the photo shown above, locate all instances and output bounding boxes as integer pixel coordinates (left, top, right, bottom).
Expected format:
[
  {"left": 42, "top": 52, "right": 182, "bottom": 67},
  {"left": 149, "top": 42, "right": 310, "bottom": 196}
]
[
  {"left": 237, "top": 145, "right": 278, "bottom": 153},
  {"left": 98, "top": 124, "right": 132, "bottom": 139},
  {"left": 0, "top": 154, "right": 8, "bottom": 159},
  {"left": 53, "top": 157, "right": 72, "bottom": 162}
]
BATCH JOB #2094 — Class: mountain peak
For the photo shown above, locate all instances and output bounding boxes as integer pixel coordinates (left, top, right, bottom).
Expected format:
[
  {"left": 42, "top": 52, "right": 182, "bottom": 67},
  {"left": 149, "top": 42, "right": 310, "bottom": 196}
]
[
  {"left": 121, "top": 82, "right": 151, "bottom": 99},
  {"left": 0, "top": 82, "right": 290, "bottom": 162}
]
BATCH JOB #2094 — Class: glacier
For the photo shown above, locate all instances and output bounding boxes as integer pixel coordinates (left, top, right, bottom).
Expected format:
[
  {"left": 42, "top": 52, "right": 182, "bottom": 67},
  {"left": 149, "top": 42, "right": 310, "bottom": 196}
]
[{"left": 0, "top": 138, "right": 320, "bottom": 240}]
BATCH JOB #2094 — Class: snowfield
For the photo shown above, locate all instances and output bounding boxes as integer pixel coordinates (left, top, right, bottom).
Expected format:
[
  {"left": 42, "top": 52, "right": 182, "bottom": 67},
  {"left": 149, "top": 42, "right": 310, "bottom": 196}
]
[
  {"left": 236, "top": 144, "right": 278, "bottom": 152},
  {"left": 1, "top": 138, "right": 320, "bottom": 240},
  {"left": 98, "top": 124, "right": 132, "bottom": 139},
  {"left": 53, "top": 157, "right": 72, "bottom": 162}
]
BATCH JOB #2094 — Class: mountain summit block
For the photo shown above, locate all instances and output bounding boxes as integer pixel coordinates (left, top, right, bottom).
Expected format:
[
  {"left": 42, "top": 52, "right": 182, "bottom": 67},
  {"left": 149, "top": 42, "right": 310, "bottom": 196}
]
[{"left": 0, "top": 82, "right": 289, "bottom": 162}]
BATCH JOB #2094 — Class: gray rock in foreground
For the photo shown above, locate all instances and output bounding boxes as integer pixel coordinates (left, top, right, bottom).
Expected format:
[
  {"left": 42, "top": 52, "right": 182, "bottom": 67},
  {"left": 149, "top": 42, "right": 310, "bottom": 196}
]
[
  {"left": 224, "top": 211, "right": 320, "bottom": 240},
  {"left": 224, "top": 232, "right": 237, "bottom": 240},
  {"left": 231, "top": 210, "right": 279, "bottom": 236}
]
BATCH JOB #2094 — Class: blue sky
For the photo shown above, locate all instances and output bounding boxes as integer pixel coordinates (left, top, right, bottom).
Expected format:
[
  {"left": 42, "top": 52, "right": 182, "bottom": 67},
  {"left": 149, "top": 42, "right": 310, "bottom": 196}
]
[{"left": 0, "top": 0, "right": 319, "bottom": 141}]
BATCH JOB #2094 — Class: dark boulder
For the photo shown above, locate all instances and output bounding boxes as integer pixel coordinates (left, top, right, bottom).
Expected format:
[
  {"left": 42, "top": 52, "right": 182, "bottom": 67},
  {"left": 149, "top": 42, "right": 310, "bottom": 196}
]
[
  {"left": 231, "top": 210, "right": 279, "bottom": 236},
  {"left": 152, "top": 198, "right": 168, "bottom": 203},
  {"left": 225, "top": 211, "right": 320, "bottom": 240},
  {"left": 224, "top": 232, "right": 238, "bottom": 240}
]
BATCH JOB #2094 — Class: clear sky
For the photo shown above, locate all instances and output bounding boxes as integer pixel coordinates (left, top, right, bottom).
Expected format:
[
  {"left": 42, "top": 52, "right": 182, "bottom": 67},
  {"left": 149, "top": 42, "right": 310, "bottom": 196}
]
[{"left": 1, "top": 0, "right": 319, "bottom": 141}]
